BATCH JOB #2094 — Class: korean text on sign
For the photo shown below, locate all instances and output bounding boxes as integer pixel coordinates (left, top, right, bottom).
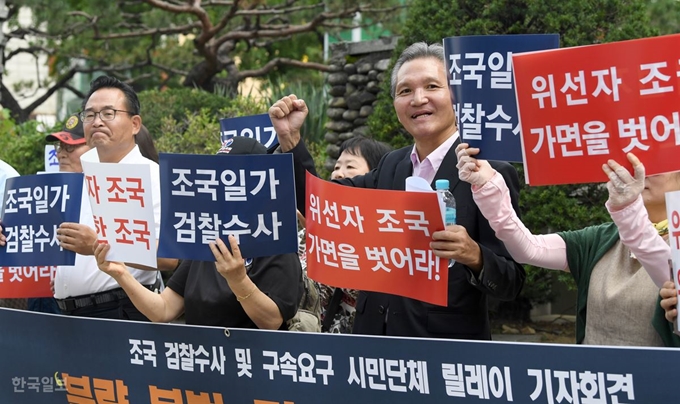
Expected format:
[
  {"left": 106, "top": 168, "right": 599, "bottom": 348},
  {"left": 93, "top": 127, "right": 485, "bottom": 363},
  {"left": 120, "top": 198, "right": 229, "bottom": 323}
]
[
  {"left": 444, "top": 34, "right": 559, "bottom": 162},
  {"left": 220, "top": 113, "right": 279, "bottom": 149},
  {"left": 0, "top": 173, "right": 83, "bottom": 267},
  {"left": 666, "top": 189, "right": 680, "bottom": 334},
  {"left": 513, "top": 33, "right": 680, "bottom": 185},
  {"left": 157, "top": 153, "right": 297, "bottom": 261},
  {"left": 305, "top": 172, "right": 448, "bottom": 306},
  {"left": 0, "top": 266, "right": 56, "bottom": 298},
  {"left": 81, "top": 160, "right": 157, "bottom": 268}
]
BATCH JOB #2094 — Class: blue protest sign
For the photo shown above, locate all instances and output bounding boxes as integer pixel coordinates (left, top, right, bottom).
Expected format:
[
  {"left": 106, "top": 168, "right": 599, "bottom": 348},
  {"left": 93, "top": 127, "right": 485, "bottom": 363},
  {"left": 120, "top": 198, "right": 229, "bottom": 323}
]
[
  {"left": 444, "top": 34, "right": 560, "bottom": 162},
  {"left": 219, "top": 113, "right": 279, "bottom": 150},
  {"left": 157, "top": 153, "right": 297, "bottom": 260},
  {"left": 2, "top": 308, "right": 680, "bottom": 404},
  {"left": 0, "top": 173, "right": 83, "bottom": 266}
]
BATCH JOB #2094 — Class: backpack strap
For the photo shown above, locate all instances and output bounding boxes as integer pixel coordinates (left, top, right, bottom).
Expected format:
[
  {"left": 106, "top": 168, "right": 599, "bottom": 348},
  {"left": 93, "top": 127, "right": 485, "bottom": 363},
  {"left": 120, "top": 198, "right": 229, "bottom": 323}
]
[{"left": 321, "top": 288, "right": 344, "bottom": 332}]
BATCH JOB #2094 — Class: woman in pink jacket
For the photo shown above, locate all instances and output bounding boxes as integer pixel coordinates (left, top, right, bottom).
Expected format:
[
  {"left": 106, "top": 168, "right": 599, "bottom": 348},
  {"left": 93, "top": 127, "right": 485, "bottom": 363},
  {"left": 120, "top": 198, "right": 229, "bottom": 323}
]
[{"left": 456, "top": 144, "right": 677, "bottom": 346}]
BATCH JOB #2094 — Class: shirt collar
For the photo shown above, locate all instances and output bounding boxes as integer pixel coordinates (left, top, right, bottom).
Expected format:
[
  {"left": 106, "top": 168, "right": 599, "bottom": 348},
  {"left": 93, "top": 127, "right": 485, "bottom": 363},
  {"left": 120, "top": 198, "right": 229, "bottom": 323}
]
[{"left": 409, "top": 130, "right": 460, "bottom": 171}]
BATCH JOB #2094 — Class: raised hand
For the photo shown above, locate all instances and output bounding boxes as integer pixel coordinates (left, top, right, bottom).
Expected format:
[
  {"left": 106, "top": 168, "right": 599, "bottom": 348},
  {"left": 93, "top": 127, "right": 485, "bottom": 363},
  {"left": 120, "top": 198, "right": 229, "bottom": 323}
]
[
  {"left": 268, "top": 94, "right": 308, "bottom": 152},
  {"left": 602, "top": 153, "right": 645, "bottom": 210},
  {"left": 455, "top": 143, "right": 496, "bottom": 187}
]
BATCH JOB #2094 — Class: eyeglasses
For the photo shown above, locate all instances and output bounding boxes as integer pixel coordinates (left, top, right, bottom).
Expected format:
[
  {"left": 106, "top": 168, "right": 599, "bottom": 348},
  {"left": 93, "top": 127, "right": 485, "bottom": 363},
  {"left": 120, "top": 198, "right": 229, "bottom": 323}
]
[
  {"left": 80, "top": 108, "right": 133, "bottom": 123},
  {"left": 55, "top": 143, "right": 85, "bottom": 153}
]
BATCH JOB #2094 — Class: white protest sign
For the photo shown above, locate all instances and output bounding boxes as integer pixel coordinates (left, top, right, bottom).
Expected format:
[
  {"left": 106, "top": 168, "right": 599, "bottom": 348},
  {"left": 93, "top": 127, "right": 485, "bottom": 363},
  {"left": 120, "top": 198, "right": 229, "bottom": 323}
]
[
  {"left": 81, "top": 160, "right": 157, "bottom": 268},
  {"left": 666, "top": 190, "right": 680, "bottom": 335},
  {"left": 44, "top": 145, "right": 59, "bottom": 172}
]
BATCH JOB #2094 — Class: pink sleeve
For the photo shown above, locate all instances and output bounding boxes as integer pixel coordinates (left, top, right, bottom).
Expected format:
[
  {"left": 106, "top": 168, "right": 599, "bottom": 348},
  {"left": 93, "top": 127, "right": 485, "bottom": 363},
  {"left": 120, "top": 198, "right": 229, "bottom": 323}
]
[
  {"left": 607, "top": 196, "right": 671, "bottom": 288},
  {"left": 472, "top": 173, "right": 569, "bottom": 271}
]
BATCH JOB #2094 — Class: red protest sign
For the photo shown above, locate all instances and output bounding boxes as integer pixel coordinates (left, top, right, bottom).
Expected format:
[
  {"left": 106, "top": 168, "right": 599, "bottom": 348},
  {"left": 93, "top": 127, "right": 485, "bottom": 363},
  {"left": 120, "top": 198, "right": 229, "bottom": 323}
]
[
  {"left": 305, "top": 172, "right": 448, "bottom": 306},
  {"left": 0, "top": 266, "right": 55, "bottom": 298},
  {"left": 513, "top": 34, "right": 680, "bottom": 185}
]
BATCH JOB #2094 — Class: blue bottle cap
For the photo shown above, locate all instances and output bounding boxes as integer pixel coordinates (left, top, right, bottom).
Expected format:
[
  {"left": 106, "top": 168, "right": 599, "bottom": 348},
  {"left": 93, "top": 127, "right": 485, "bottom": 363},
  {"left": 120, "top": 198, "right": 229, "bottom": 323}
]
[{"left": 435, "top": 179, "right": 450, "bottom": 190}]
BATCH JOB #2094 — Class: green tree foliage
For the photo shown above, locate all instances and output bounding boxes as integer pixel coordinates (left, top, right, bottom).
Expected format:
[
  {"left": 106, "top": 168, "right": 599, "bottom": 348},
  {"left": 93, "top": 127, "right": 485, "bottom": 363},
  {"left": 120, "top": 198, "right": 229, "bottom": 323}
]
[
  {"left": 647, "top": 0, "right": 680, "bottom": 34},
  {"left": 137, "top": 87, "right": 263, "bottom": 143},
  {"left": 367, "top": 0, "right": 658, "bottom": 314},
  {"left": 0, "top": 109, "right": 56, "bottom": 175},
  {"left": 0, "top": 80, "right": 325, "bottom": 169},
  {"left": 138, "top": 88, "right": 265, "bottom": 154},
  {"left": 0, "top": 89, "right": 266, "bottom": 175},
  {"left": 4, "top": 0, "right": 402, "bottom": 122}
]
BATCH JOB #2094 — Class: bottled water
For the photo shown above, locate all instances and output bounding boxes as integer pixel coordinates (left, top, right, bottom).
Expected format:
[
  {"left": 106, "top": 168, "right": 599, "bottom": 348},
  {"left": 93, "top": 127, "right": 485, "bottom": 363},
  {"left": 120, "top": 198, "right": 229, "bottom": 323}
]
[
  {"left": 435, "top": 179, "right": 456, "bottom": 226},
  {"left": 435, "top": 179, "right": 456, "bottom": 267}
]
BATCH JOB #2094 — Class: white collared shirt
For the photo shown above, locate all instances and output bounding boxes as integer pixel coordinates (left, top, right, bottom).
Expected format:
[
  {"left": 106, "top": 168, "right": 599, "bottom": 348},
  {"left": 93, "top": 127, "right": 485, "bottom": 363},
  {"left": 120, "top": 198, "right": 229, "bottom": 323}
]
[
  {"left": 409, "top": 131, "right": 459, "bottom": 185},
  {"left": 53, "top": 145, "right": 161, "bottom": 298}
]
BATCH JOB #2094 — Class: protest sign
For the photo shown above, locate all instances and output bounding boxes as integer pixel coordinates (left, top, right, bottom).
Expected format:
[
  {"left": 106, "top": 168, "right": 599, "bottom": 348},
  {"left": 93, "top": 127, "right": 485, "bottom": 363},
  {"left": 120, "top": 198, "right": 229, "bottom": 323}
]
[
  {"left": 666, "top": 190, "right": 680, "bottom": 335},
  {"left": 44, "top": 145, "right": 59, "bottom": 173},
  {"left": 0, "top": 266, "right": 56, "bottom": 298},
  {"left": 220, "top": 113, "right": 279, "bottom": 151},
  {"left": 0, "top": 173, "right": 82, "bottom": 266},
  {"left": 306, "top": 173, "right": 447, "bottom": 306},
  {"left": 2, "top": 308, "right": 679, "bottom": 404},
  {"left": 158, "top": 153, "right": 297, "bottom": 261},
  {"left": 444, "top": 34, "right": 559, "bottom": 162},
  {"left": 513, "top": 34, "right": 680, "bottom": 185},
  {"left": 81, "top": 160, "right": 157, "bottom": 268}
]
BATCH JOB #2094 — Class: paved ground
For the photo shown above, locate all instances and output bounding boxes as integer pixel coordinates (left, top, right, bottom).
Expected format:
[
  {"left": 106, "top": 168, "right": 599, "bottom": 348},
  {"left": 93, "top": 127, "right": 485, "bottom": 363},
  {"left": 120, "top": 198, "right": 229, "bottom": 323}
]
[{"left": 491, "top": 315, "right": 576, "bottom": 344}]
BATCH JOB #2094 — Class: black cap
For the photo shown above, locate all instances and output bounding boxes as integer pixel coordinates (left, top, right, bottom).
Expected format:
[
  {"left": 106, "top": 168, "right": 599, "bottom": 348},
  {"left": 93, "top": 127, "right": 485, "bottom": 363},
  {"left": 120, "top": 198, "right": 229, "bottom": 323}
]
[{"left": 45, "top": 114, "right": 86, "bottom": 145}]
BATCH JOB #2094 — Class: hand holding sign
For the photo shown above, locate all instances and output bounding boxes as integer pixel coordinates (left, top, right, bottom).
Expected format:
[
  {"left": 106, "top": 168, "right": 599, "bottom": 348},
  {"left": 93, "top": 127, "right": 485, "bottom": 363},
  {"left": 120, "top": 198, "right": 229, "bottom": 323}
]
[
  {"left": 455, "top": 143, "right": 497, "bottom": 187},
  {"left": 660, "top": 280, "right": 678, "bottom": 323},
  {"left": 57, "top": 222, "right": 98, "bottom": 256},
  {"left": 93, "top": 242, "right": 128, "bottom": 278},
  {"left": 210, "top": 236, "right": 248, "bottom": 286},
  {"left": 268, "top": 94, "right": 308, "bottom": 152},
  {"left": 0, "top": 223, "right": 5, "bottom": 247},
  {"left": 602, "top": 153, "right": 645, "bottom": 211}
]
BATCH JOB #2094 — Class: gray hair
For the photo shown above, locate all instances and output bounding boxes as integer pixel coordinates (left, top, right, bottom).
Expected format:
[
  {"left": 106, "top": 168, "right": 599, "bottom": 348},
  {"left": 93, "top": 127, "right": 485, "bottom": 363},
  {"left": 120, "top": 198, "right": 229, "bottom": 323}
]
[{"left": 390, "top": 42, "right": 445, "bottom": 98}]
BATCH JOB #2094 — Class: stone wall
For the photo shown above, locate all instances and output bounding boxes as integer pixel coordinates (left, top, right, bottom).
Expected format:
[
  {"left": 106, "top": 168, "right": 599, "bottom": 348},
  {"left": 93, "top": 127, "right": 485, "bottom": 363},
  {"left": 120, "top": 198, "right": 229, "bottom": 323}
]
[{"left": 322, "top": 37, "right": 398, "bottom": 172}]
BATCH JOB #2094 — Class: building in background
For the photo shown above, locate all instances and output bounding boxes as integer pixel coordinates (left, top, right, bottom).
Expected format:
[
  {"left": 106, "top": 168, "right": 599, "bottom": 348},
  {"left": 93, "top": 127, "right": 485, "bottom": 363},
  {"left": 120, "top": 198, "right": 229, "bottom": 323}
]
[{"left": 2, "top": 6, "right": 57, "bottom": 128}]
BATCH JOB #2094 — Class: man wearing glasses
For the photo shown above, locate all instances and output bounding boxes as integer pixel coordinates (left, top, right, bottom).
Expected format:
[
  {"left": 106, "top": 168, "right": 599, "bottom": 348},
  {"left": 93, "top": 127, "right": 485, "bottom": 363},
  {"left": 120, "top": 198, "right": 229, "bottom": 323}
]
[{"left": 49, "top": 76, "right": 176, "bottom": 320}]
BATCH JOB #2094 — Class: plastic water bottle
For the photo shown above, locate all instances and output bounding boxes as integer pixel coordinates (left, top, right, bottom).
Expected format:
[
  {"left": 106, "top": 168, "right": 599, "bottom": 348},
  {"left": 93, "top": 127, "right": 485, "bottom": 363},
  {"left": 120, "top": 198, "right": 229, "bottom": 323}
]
[
  {"left": 435, "top": 179, "right": 456, "bottom": 267},
  {"left": 435, "top": 179, "right": 456, "bottom": 226}
]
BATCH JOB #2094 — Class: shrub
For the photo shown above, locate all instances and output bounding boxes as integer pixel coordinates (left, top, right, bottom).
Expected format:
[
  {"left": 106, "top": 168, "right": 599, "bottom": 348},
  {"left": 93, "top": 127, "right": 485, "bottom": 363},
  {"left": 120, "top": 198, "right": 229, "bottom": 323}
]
[
  {"left": 137, "top": 88, "right": 264, "bottom": 143},
  {"left": 0, "top": 110, "right": 56, "bottom": 175}
]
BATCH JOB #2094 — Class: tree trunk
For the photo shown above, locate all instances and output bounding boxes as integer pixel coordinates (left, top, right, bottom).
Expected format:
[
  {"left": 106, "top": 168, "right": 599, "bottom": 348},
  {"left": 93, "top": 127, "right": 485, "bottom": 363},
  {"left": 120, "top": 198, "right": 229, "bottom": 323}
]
[
  {"left": 182, "top": 60, "right": 217, "bottom": 92},
  {"left": 0, "top": 83, "right": 28, "bottom": 123}
]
